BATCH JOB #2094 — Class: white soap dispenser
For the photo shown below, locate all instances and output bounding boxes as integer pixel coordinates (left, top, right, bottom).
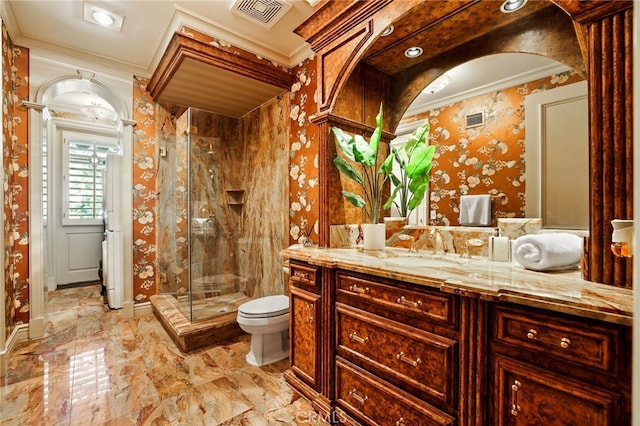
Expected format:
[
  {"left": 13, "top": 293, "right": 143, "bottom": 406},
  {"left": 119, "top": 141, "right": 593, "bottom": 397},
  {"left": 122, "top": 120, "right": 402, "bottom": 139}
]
[{"left": 489, "top": 231, "right": 510, "bottom": 262}]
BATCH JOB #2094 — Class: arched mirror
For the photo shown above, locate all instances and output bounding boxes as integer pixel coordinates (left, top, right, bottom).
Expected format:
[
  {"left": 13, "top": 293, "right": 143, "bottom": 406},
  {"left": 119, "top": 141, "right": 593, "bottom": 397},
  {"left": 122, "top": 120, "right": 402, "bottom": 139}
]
[{"left": 391, "top": 53, "right": 588, "bottom": 230}]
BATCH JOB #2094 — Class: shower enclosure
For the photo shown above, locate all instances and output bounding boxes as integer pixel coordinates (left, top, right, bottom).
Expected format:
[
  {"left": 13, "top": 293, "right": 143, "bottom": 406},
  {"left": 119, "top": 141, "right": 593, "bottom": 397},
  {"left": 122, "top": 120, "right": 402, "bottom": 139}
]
[{"left": 157, "top": 107, "right": 251, "bottom": 322}]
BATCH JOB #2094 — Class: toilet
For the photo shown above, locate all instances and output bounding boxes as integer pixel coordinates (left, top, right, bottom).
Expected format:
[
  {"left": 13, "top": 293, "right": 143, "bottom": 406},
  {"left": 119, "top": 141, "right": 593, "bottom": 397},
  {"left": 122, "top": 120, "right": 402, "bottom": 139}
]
[{"left": 236, "top": 295, "right": 290, "bottom": 366}]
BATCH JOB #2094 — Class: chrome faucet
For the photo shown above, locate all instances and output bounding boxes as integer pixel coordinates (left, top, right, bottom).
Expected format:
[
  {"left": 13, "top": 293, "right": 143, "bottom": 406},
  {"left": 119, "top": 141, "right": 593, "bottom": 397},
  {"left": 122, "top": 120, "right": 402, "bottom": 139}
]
[{"left": 429, "top": 228, "right": 445, "bottom": 255}]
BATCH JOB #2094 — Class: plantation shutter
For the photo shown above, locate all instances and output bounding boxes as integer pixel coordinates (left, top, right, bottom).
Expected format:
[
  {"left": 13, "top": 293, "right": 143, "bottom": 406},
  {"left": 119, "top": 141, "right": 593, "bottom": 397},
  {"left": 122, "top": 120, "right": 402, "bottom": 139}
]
[{"left": 62, "top": 135, "right": 118, "bottom": 224}]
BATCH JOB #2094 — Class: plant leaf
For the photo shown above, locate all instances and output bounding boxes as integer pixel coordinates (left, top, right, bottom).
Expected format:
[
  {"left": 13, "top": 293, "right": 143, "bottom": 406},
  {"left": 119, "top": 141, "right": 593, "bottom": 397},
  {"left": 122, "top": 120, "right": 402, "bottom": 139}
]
[
  {"left": 331, "top": 127, "right": 356, "bottom": 161},
  {"left": 403, "top": 123, "right": 430, "bottom": 155},
  {"left": 405, "top": 145, "right": 436, "bottom": 178},
  {"left": 383, "top": 184, "right": 401, "bottom": 210},
  {"left": 333, "top": 155, "right": 364, "bottom": 186},
  {"left": 353, "top": 134, "right": 376, "bottom": 166},
  {"left": 380, "top": 151, "right": 394, "bottom": 176},
  {"left": 369, "top": 103, "right": 383, "bottom": 155},
  {"left": 341, "top": 190, "right": 365, "bottom": 208},
  {"left": 408, "top": 182, "right": 428, "bottom": 211}
]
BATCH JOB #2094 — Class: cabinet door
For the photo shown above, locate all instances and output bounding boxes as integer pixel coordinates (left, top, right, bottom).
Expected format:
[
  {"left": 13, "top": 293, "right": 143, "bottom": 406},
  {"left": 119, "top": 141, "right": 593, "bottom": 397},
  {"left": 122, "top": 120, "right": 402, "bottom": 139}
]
[
  {"left": 493, "top": 355, "right": 618, "bottom": 426},
  {"left": 290, "top": 286, "right": 321, "bottom": 390}
]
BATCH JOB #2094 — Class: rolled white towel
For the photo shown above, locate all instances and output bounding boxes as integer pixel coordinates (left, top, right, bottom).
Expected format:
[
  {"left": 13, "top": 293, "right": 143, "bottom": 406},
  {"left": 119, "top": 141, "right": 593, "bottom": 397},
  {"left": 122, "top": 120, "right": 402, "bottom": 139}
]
[{"left": 512, "top": 232, "right": 583, "bottom": 271}]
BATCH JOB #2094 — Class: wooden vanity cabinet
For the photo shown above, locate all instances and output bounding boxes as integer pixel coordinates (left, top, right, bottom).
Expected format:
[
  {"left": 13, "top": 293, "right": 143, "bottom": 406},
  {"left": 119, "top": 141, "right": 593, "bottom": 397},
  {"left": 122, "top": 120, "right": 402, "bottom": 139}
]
[
  {"left": 333, "top": 270, "right": 460, "bottom": 425},
  {"left": 285, "top": 258, "right": 631, "bottom": 425},
  {"left": 488, "top": 304, "right": 632, "bottom": 425},
  {"left": 285, "top": 261, "right": 325, "bottom": 408}
]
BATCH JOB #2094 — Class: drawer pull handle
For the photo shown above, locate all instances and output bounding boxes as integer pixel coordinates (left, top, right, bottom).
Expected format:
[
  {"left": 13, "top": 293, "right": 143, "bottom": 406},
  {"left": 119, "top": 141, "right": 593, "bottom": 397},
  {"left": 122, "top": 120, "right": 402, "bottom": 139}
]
[
  {"left": 306, "top": 303, "right": 314, "bottom": 323},
  {"left": 349, "top": 284, "right": 370, "bottom": 294},
  {"left": 396, "top": 351, "right": 421, "bottom": 367},
  {"left": 349, "top": 388, "right": 368, "bottom": 404},
  {"left": 396, "top": 417, "right": 406, "bottom": 426},
  {"left": 396, "top": 296, "right": 422, "bottom": 308},
  {"left": 294, "top": 271, "right": 310, "bottom": 280},
  {"left": 526, "top": 329, "right": 537, "bottom": 340},
  {"left": 349, "top": 332, "right": 369, "bottom": 344},
  {"left": 560, "top": 337, "right": 571, "bottom": 349},
  {"left": 510, "top": 380, "right": 522, "bottom": 416}
]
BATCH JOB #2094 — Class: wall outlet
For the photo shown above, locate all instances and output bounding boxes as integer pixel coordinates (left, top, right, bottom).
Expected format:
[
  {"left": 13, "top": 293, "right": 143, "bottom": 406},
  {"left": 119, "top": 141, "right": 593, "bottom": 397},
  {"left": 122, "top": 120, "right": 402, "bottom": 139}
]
[
  {"left": 430, "top": 210, "right": 437, "bottom": 220},
  {"left": 159, "top": 146, "right": 167, "bottom": 157}
]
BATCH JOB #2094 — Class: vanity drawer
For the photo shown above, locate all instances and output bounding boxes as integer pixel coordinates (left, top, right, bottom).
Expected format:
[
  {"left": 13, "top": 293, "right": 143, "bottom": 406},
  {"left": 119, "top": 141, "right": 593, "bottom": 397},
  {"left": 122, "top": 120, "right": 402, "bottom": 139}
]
[
  {"left": 336, "top": 358, "right": 455, "bottom": 426},
  {"left": 336, "top": 303, "right": 457, "bottom": 407},
  {"left": 493, "top": 305, "right": 622, "bottom": 373},
  {"left": 289, "top": 261, "right": 320, "bottom": 292},
  {"left": 336, "top": 271, "right": 456, "bottom": 328}
]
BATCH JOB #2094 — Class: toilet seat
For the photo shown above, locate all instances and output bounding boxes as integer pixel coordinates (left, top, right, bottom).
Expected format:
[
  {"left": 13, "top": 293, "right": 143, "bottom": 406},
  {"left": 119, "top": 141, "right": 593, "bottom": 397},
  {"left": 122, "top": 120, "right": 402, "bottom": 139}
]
[{"left": 238, "top": 295, "right": 289, "bottom": 318}]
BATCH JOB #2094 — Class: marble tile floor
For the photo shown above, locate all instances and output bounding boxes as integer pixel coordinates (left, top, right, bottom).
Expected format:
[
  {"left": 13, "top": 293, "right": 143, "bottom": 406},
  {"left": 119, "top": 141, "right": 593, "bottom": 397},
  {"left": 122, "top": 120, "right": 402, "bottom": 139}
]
[{"left": 1, "top": 285, "right": 327, "bottom": 426}]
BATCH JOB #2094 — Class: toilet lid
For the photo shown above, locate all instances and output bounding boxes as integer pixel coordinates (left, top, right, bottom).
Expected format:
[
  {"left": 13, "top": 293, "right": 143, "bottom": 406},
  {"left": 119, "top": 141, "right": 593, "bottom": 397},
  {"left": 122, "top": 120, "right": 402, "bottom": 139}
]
[{"left": 238, "top": 295, "right": 289, "bottom": 318}]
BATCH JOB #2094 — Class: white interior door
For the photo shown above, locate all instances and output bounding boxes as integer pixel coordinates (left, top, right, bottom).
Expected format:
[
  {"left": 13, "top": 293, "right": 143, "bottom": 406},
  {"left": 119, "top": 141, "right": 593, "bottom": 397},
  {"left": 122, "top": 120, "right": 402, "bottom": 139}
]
[{"left": 50, "top": 123, "right": 119, "bottom": 285}]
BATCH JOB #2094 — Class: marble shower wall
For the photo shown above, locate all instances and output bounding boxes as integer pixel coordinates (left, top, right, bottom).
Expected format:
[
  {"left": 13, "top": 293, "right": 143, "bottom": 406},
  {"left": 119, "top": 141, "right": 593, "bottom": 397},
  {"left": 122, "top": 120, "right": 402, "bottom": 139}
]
[
  {"left": 156, "top": 96, "right": 290, "bottom": 305},
  {"left": 236, "top": 96, "right": 290, "bottom": 298},
  {"left": 188, "top": 110, "right": 242, "bottom": 294}
]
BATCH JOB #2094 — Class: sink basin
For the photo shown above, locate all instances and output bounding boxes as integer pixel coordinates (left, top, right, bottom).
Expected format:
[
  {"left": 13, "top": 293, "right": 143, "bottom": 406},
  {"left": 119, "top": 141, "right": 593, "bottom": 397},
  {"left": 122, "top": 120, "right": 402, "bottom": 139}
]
[{"left": 384, "top": 256, "right": 459, "bottom": 268}]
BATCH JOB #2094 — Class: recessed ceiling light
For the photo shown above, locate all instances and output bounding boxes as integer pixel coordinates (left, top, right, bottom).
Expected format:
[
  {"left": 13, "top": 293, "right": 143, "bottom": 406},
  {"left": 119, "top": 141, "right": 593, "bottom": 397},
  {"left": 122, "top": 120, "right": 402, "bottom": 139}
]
[
  {"left": 423, "top": 74, "right": 451, "bottom": 94},
  {"left": 92, "top": 11, "right": 114, "bottom": 26},
  {"left": 381, "top": 25, "right": 394, "bottom": 37},
  {"left": 500, "top": 0, "right": 528, "bottom": 13},
  {"left": 404, "top": 47, "right": 423, "bottom": 58},
  {"left": 83, "top": 2, "right": 124, "bottom": 32}
]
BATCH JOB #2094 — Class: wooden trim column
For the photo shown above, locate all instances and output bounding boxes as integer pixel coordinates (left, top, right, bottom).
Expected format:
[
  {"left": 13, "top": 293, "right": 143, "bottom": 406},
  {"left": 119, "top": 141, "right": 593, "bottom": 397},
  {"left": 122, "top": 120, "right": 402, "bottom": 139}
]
[{"left": 580, "top": 6, "right": 634, "bottom": 287}]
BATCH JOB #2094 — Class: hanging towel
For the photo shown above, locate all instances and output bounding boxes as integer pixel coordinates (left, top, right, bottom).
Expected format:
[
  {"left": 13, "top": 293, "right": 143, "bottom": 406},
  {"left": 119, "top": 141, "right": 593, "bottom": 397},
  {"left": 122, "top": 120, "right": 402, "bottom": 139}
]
[
  {"left": 512, "top": 232, "right": 583, "bottom": 271},
  {"left": 459, "top": 194, "right": 491, "bottom": 226}
]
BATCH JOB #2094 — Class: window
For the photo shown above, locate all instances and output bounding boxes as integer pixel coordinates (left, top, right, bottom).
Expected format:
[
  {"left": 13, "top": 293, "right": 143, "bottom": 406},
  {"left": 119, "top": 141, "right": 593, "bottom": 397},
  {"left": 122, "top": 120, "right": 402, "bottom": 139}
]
[{"left": 62, "top": 132, "right": 119, "bottom": 225}]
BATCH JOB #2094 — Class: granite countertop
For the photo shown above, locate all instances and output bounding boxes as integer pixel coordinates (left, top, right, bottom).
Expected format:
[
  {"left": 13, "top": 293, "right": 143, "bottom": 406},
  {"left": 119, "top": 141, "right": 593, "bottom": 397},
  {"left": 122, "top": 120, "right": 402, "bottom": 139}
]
[{"left": 281, "top": 246, "right": 633, "bottom": 326}]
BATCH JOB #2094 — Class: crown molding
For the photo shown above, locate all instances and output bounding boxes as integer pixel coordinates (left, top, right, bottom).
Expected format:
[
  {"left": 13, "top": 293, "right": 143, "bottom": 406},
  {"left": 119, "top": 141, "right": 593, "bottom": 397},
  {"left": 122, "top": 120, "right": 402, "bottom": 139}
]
[{"left": 148, "top": 5, "right": 312, "bottom": 74}]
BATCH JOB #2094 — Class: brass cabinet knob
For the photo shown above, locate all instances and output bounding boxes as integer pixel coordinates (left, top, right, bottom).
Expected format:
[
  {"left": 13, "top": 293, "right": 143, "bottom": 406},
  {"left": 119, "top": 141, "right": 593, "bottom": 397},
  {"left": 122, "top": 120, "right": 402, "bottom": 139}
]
[
  {"left": 526, "top": 329, "right": 537, "bottom": 340},
  {"left": 560, "top": 337, "right": 571, "bottom": 349}
]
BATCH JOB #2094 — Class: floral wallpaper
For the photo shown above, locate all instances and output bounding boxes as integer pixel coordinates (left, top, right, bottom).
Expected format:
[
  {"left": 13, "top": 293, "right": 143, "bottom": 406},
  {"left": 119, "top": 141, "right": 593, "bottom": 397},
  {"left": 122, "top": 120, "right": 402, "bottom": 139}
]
[
  {"left": 131, "top": 77, "right": 159, "bottom": 303},
  {"left": 288, "top": 56, "right": 319, "bottom": 247},
  {"left": 400, "top": 70, "right": 584, "bottom": 226},
  {"left": 2, "top": 24, "right": 29, "bottom": 335}
]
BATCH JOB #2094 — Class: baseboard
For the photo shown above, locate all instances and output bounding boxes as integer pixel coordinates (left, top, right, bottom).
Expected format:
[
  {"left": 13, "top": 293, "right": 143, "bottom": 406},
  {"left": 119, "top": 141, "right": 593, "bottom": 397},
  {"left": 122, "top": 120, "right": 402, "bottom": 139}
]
[
  {"left": 0, "top": 324, "right": 29, "bottom": 376},
  {"left": 134, "top": 301, "right": 152, "bottom": 317},
  {"left": 122, "top": 300, "right": 135, "bottom": 318},
  {"left": 29, "top": 316, "right": 45, "bottom": 339}
]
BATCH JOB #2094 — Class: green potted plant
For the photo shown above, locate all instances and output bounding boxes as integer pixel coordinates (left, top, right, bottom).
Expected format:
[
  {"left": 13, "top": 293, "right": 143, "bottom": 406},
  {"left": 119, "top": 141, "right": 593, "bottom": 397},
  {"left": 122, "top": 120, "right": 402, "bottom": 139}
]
[
  {"left": 382, "top": 122, "right": 435, "bottom": 220},
  {"left": 332, "top": 103, "right": 390, "bottom": 249}
]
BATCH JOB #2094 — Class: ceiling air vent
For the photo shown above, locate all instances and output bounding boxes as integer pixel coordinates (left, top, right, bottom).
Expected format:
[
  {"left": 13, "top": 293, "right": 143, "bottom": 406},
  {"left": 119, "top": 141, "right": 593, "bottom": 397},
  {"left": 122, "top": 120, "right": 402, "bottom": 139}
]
[
  {"left": 465, "top": 111, "right": 485, "bottom": 128},
  {"left": 231, "top": 0, "right": 292, "bottom": 28}
]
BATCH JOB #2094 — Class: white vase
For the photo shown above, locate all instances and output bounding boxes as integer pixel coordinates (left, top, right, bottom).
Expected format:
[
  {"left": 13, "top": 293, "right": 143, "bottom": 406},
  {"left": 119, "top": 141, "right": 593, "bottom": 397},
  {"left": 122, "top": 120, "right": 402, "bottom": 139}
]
[{"left": 363, "top": 223, "right": 386, "bottom": 250}]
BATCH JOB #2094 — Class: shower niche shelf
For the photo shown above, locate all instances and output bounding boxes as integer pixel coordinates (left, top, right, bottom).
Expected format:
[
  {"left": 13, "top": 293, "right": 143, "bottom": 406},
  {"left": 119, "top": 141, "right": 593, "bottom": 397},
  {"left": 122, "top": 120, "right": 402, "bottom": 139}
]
[{"left": 225, "top": 189, "right": 245, "bottom": 205}]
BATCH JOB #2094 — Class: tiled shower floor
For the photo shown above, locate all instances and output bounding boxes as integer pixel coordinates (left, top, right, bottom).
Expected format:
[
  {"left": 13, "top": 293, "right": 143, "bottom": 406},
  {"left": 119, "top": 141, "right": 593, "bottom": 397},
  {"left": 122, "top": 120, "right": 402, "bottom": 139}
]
[{"left": 0, "top": 284, "right": 326, "bottom": 425}]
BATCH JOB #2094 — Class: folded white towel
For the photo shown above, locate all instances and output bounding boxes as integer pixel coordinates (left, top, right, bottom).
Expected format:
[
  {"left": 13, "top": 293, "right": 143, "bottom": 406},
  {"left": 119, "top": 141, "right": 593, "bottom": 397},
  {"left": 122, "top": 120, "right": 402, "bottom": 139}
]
[
  {"left": 459, "top": 194, "right": 491, "bottom": 226},
  {"left": 513, "top": 233, "right": 583, "bottom": 271}
]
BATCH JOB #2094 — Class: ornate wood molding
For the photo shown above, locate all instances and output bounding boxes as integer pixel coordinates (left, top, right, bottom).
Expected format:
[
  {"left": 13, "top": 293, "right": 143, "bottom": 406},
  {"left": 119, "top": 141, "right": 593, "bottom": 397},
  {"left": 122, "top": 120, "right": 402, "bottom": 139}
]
[{"left": 146, "top": 32, "right": 295, "bottom": 101}]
